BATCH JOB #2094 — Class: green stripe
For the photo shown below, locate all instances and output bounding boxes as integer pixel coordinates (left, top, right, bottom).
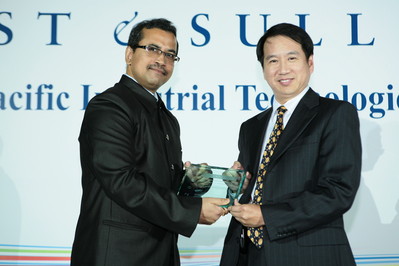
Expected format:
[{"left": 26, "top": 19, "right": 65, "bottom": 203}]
[{"left": 0, "top": 248, "right": 71, "bottom": 254}]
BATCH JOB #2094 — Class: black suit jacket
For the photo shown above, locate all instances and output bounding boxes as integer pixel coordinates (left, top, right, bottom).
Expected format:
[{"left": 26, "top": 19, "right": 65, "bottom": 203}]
[
  {"left": 221, "top": 89, "right": 361, "bottom": 266},
  {"left": 71, "top": 75, "right": 202, "bottom": 266}
]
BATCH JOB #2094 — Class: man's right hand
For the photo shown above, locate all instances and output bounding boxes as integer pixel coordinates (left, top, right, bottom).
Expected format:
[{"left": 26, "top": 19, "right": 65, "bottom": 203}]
[
  {"left": 223, "top": 161, "right": 252, "bottom": 194},
  {"left": 199, "top": 198, "right": 230, "bottom": 225},
  {"left": 184, "top": 162, "right": 213, "bottom": 188}
]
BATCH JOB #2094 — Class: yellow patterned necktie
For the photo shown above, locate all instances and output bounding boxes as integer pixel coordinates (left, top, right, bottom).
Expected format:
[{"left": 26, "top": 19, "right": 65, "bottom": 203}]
[{"left": 247, "top": 105, "right": 287, "bottom": 248}]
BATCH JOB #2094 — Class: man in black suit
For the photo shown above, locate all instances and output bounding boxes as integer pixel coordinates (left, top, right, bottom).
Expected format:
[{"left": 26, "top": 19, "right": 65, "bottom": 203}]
[
  {"left": 70, "top": 18, "right": 229, "bottom": 266},
  {"left": 220, "top": 23, "right": 362, "bottom": 266}
]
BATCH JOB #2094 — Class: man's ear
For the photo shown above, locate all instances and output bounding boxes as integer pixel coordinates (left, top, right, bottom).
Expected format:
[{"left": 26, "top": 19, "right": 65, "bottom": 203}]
[
  {"left": 308, "top": 54, "right": 314, "bottom": 74},
  {"left": 125, "top": 46, "right": 133, "bottom": 65}
]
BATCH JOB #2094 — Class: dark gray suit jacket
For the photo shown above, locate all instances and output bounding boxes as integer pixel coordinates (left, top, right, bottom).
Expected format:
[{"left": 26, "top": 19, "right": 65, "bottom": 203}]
[
  {"left": 221, "top": 89, "right": 361, "bottom": 266},
  {"left": 71, "top": 75, "right": 202, "bottom": 266}
]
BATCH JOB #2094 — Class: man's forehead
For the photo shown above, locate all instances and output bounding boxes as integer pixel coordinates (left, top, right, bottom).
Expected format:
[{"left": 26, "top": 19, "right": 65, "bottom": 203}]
[{"left": 141, "top": 28, "right": 177, "bottom": 47}]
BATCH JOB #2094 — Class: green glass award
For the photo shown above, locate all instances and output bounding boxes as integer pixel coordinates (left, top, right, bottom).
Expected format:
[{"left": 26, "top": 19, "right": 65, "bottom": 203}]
[{"left": 178, "top": 164, "right": 245, "bottom": 207}]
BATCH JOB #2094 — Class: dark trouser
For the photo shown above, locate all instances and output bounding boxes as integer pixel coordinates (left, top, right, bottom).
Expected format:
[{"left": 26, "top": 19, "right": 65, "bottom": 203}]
[{"left": 237, "top": 228, "right": 266, "bottom": 266}]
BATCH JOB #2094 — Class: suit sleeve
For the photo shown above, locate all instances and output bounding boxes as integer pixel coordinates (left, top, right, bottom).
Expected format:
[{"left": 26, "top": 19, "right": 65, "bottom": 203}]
[
  {"left": 79, "top": 95, "right": 201, "bottom": 237},
  {"left": 261, "top": 102, "right": 362, "bottom": 241}
]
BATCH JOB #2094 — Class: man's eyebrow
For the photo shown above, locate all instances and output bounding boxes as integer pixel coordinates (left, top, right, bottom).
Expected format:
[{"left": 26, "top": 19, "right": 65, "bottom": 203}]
[
  {"left": 167, "top": 48, "right": 177, "bottom": 54},
  {"left": 287, "top": 51, "right": 300, "bottom": 56},
  {"left": 265, "top": 54, "right": 277, "bottom": 61},
  {"left": 148, "top": 43, "right": 177, "bottom": 54},
  {"left": 265, "top": 51, "right": 300, "bottom": 60}
]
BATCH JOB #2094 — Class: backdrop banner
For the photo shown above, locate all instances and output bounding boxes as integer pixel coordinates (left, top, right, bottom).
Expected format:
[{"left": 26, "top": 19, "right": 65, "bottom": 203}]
[{"left": 1, "top": 0, "right": 398, "bottom": 265}]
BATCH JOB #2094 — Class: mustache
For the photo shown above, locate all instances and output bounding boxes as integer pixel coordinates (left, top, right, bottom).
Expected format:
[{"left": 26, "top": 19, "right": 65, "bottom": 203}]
[{"left": 148, "top": 63, "right": 167, "bottom": 76}]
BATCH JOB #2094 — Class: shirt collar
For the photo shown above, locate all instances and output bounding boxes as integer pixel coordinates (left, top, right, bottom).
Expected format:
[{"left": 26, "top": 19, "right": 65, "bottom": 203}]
[
  {"left": 273, "top": 86, "right": 310, "bottom": 114},
  {"left": 123, "top": 73, "right": 159, "bottom": 101}
]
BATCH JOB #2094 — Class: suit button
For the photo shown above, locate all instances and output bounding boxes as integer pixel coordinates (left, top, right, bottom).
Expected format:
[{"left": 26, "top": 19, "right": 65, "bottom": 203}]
[
  {"left": 171, "top": 164, "right": 174, "bottom": 170},
  {"left": 166, "top": 134, "right": 169, "bottom": 141}
]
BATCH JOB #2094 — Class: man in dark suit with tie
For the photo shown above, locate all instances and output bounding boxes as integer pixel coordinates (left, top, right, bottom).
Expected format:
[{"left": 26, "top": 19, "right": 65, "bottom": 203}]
[
  {"left": 220, "top": 23, "right": 362, "bottom": 266},
  {"left": 70, "top": 18, "right": 229, "bottom": 266}
]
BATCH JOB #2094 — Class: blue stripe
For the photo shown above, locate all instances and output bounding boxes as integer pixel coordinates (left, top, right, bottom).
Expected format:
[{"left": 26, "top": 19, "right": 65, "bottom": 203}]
[
  {"left": 356, "top": 261, "right": 399, "bottom": 265},
  {"left": 0, "top": 244, "right": 71, "bottom": 249},
  {"left": 0, "top": 264, "right": 69, "bottom": 266},
  {"left": 357, "top": 257, "right": 399, "bottom": 260}
]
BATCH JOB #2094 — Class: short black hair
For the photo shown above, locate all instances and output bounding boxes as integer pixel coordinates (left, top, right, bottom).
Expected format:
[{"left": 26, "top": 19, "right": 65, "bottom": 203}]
[
  {"left": 256, "top": 23, "right": 314, "bottom": 67},
  {"left": 127, "top": 18, "right": 179, "bottom": 55}
]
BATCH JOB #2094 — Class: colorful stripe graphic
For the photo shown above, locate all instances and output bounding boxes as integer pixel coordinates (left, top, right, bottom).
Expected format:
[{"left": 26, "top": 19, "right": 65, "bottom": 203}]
[
  {"left": 0, "top": 244, "right": 71, "bottom": 266},
  {"left": 180, "top": 249, "right": 222, "bottom": 265},
  {"left": 356, "top": 254, "right": 399, "bottom": 265},
  {"left": 1, "top": 244, "right": 398, "bottom": 265}
]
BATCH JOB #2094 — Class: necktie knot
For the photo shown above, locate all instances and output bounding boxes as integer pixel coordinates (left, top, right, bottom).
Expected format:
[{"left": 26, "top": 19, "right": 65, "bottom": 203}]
[{"left": 277, "top": 105, "right": 287, "bottom": 116}]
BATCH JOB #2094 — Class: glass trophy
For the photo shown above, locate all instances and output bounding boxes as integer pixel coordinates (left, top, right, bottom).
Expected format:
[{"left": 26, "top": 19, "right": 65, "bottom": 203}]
[{"left": 178, "top": 164, "right": 245, "bottom": 207}]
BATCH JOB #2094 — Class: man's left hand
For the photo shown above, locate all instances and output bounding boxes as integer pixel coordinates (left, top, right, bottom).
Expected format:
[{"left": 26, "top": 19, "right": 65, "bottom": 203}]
[{"left": 228, "top": 199, "right": 265, "bottom": 227}]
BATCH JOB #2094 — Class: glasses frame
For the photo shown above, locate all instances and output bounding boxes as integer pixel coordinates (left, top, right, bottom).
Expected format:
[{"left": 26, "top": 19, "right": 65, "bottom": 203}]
[{"left": 134, "top": 45, "right": 180, "bottom": 63}]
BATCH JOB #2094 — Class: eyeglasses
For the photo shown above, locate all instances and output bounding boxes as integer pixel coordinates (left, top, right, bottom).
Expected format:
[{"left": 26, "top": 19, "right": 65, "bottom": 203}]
[{"left": 134, "top": 45, "right": 180, "bottom": 63}]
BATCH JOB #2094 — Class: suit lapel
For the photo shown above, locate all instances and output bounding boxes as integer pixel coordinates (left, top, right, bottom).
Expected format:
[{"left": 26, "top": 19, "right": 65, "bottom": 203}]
[
  {"left": 268, "top": 89, "right": 320, "bottom": 171},
  {"left": 251, "top": 109, "right": 273, "bottom": 170},
  {"left": 119, "top": 74, "right": 158, "bottom": 113},
  {"left": 241, "top": 89, "right": 319, "bottom": 203},
  {"left": 239, "top": 109, "right": 272, "bottom": 203}
]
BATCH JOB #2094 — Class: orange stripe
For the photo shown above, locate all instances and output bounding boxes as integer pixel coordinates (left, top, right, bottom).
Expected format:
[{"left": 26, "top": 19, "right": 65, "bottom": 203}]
[{"left": 0, "top": 255, "right": 70, "bottom": 261}]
